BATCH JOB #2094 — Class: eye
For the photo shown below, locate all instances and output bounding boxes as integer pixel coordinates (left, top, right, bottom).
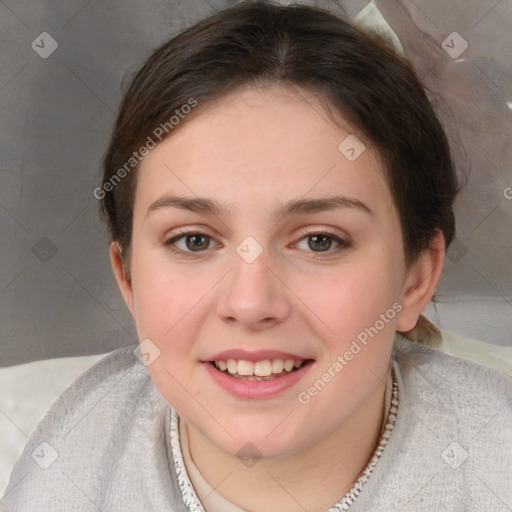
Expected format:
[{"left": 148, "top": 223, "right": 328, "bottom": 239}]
[
  {"left": 164, "top": 231, "right": 217, "bottom": 255},
  {"left": 294, "top": 231, "right": 350, "bottom": 254},
  {"left": 164, "top": 229, "right": 350, "bottom": 257}
]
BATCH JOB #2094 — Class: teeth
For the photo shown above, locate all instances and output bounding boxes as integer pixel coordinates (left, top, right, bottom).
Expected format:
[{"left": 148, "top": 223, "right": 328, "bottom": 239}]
[
  {"left": 283, "top": 360, "right": 294, "bottom": 372},
  {"left": 272, "top": 359, "right": 284, "bottom": 373},
  {"left": 254, "top": 359, "right": 272, "bottom": 377},
  {"left": 227, "top": 359, "right": 238, "bottom": 374},
  {"left": 214, "top": 358, "right": 305, "bottom": 377},
  {"left": 237, "top": 360, "right": 254, "bottom": 376}
]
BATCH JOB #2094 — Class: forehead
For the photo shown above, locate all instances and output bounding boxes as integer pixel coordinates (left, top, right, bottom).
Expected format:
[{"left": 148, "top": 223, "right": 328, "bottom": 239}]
[{"left": 134, "top": 85, "right": 395, "bottom": 220}]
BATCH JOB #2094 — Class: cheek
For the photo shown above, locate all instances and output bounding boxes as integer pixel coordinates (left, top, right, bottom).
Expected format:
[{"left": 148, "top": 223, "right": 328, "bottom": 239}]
[
  {"left": 128, "top": 253, "right": 215, "bottom": 389},
  {"left": 292, "top": 265, "right": 398, "bottom": 419},
  {"left": 132, "top": 278, "right": 200, "bottom": 345},
  {"left": 130, "top": 268, "right": 208, "bottom": 407},
  {"left": 290, "top": 259, "right": 400, "bottom": 337},
  {"left": 129, "top": 243, "right": 195, "bottom": 335}
]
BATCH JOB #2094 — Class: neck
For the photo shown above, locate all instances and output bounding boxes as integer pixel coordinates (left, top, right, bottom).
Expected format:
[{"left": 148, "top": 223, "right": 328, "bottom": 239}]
[{"left": 184, "top": 377, "right": 388, "bottom": 512}]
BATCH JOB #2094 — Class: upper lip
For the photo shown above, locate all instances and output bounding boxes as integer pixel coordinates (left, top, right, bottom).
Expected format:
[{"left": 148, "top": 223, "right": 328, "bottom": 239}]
[{"left": 203, "top": 349, "right": 313, "bottom": 362}]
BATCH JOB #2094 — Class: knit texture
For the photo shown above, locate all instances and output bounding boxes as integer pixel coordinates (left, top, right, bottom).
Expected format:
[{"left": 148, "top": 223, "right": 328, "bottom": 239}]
[{"left": 1, "top": 332, "right": 511, "bottom": 511}]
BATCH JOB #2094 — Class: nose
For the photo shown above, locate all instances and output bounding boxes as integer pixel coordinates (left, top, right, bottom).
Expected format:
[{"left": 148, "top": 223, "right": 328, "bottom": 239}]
[{"left": 215, "top": 246, "right": 292, "bottom": 331}]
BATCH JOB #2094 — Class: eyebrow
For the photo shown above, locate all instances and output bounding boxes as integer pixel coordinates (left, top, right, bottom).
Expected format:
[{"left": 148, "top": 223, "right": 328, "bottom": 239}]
[{"left": 145, "top": 194, "right": 374, "bottom": 219}]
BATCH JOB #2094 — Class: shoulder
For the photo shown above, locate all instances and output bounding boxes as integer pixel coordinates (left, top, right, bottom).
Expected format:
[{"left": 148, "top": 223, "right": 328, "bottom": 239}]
[
  {"left": 438, "top": 328, "right": 512, "bottom": 377},
  {"left": 31, "top": 343, "right": 156, "bottom": 431},
  {"left": 393, "top": 333, "right": 512, "bottom": 403},
  {"left": 394, "top": 335, "right": 511, "bottom": 492},
  {"left": 392, "top": 334, "right": 512, "bottom": 432},
  {"left": 353, "top": 334, "right": 512, "bottom": 510},
  {"left": 0, "top": 344, "right": 172, "bottom": 510}
]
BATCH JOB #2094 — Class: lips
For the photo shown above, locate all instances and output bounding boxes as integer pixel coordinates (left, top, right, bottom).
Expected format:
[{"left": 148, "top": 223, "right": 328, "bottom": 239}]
[
  {"left": 203, "top": 358, "right": 315, "bottom": 399},
  {"left": 204, "top": 349, "right": 311, "bottom": 363},
  {"left": 200, "top": 348, "right": 315, "bottom": 398}
]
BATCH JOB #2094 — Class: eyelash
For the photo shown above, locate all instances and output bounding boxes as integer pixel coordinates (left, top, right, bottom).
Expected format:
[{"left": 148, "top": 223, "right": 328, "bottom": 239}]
[{"left": 163, "top": 228, "right": 351, "bottom": 258}]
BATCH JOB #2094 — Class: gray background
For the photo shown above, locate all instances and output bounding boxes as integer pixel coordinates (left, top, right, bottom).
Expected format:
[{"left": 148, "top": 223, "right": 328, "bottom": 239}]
[{"left": 1, "top": 0, "right": 511, "bottom": 367}]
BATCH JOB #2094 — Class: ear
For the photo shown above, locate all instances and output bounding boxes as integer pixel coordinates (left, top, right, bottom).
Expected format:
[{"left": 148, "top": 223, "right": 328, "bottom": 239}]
[
  {"left": 109, "top": 241, "right": 135, "bottom": 317},
  {"left": 396, "top": 230, "right": 445, "bottom": 332}
]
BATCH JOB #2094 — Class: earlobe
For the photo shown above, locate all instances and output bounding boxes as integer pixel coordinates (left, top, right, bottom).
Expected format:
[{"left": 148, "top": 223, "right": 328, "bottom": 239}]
[
  {"left": 396, "top": 230, "right": 445, "bottom": 332},
  {"left": 109, "top": 241, "right": 135, "bottom": 317}
]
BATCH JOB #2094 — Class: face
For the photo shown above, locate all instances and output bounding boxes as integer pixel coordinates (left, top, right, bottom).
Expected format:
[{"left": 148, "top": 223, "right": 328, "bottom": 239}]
[{"left": 113, "top": 84, "right": 427, "bottom": 460}]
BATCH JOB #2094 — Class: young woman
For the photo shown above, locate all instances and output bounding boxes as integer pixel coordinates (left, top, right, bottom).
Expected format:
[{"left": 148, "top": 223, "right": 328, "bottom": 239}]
[{"left": 2, "top": 1, "right": 511, "bottom": 510}]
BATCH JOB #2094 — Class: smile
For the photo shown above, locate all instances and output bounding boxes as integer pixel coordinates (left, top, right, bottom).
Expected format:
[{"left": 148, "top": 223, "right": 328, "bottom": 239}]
[
  {"left": 212, "top": 358, "right": 305, "bottom": 380},
  {"left": 204, "top": 359, "right": 315, "bottom": 399}
]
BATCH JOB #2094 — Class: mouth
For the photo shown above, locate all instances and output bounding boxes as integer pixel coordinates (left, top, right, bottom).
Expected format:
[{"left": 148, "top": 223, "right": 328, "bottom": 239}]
[
  {"left": 203, "top": 356, "right": 316, "bottom": 399},
  {"left": 207, "top": 358, "right": 315, "bottom": 381}
]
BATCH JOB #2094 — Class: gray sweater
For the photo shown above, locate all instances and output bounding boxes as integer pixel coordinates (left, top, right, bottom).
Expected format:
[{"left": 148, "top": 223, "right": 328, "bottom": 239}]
[{"left": 1, "top": 333, "right": 511, "bottom": 511}]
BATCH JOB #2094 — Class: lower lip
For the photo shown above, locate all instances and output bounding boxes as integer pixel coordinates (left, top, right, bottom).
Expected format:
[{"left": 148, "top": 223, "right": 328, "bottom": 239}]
[{"left": 202, "top": 360, "right": 314, "bottom": 399}]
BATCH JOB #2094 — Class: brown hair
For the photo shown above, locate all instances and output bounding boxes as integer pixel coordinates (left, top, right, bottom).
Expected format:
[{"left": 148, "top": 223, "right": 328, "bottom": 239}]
[{"left": 99, "top": 0, "right": 461, "bottom": 287}]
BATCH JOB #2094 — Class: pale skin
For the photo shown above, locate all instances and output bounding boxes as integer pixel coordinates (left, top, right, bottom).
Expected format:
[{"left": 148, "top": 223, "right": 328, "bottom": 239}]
[{"left": 110, "top": 84, "right": 445, "bottom": 512}]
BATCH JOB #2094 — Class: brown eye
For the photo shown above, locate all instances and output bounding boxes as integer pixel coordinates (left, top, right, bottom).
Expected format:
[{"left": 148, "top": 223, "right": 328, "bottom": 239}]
[
  {"left": 294, "top": 231, "right": 350, "bottom": 254},
  {"left": 165, "top": 232, "right": 214, "bottom": 254},
  {"left": 308, "top": 234, "right": 335, "bottom": 252}
]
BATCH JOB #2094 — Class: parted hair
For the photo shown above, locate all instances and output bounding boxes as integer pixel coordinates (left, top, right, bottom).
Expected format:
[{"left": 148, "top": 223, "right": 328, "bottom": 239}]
[{"left": 99, "top": 0, "right": 461, "bottom": 343}]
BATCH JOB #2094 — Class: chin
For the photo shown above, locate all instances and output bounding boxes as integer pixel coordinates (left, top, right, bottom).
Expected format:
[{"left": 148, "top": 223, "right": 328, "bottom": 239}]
[{"left": 208, "top": 417, "right": 314, "bottom": 460}]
